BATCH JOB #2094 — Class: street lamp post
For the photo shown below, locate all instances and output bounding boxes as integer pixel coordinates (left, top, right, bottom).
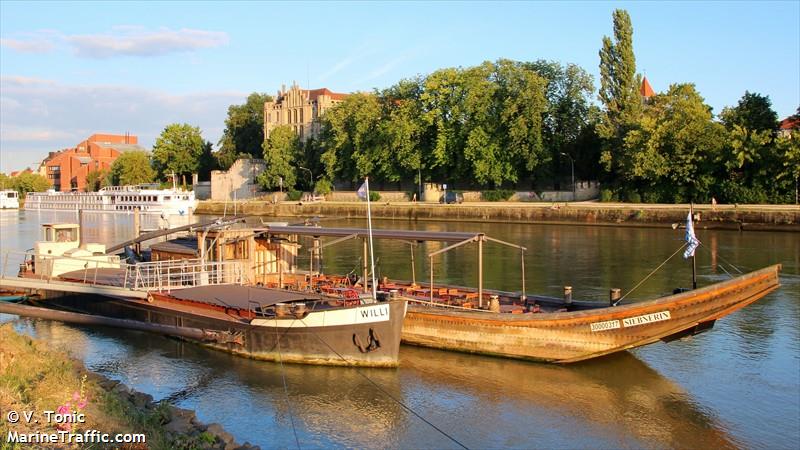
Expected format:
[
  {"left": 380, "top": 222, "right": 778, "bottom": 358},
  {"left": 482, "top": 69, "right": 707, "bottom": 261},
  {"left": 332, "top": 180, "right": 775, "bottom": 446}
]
[{"left": 560, "top": 152, "right": 575, "bottom": 201}]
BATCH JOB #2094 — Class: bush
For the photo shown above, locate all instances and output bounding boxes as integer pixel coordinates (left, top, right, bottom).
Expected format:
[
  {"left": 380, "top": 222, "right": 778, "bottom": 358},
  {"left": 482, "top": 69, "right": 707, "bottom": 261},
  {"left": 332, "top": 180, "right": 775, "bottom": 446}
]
[
  {"left": 642, "top": 190, "right": 661, "bottom": 203},
  {"left": 314, "top": 179, "right": 333, "bottom": 196},
  {"left": 481, "top": 189, "right": 514, "bottom": 202},
  {"left": 368, "top": 191, "right": 381, "bottom": 202},
  {"left": 627, "top": 191, "right": 641, "bottom": 203},
  {"left": 286, "top": 190, "right": 302, "bottom": 201},
  {"left": 600, "top": 189, "right": 614, "bottom": 202}
]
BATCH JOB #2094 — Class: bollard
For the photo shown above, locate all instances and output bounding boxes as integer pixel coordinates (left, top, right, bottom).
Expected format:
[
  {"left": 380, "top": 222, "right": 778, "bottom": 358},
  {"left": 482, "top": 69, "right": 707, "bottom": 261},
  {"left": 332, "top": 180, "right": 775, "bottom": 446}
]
[
  {"left": 489, "top": 295, "right": 500, "bottom": 313},
  {"left": 610, "top": 288, "right": 621, "bottom": 306},
  {"left": 563, "top": 286, "right": 573, "bottom": 305}
]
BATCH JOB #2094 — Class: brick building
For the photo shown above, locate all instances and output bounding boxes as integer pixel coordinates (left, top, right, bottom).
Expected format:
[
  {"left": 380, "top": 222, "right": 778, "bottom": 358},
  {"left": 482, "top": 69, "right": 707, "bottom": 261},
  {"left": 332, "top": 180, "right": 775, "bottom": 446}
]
[
  {"left": 263, "top": 83, "right": 348, "bottom": 143},
  {"left": 41, "top": 133, "right": 144, "bottom": 191}
]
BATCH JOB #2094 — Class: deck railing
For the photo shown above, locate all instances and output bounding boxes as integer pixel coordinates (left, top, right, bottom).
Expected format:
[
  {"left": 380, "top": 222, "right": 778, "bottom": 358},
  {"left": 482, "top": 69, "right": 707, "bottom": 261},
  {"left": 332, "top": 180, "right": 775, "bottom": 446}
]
[
  {"left": 127, "top": 258, "right": 247, "bottom": 292},
  {"left": 2, "top": 250, "right": 247, "bottom": 293}
]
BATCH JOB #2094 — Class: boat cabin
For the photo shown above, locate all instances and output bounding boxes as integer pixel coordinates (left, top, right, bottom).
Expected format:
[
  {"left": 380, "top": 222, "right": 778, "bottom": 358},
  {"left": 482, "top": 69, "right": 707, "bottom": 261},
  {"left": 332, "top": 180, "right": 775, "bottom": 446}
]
[
  {"left": 33, "top": 223, "right": 120, "bottom": 277},
  {"left": 150, "top": 226, "right": 298, "bottom": 286},
  {"left": 0, "top": 190, "right": 19, "bottom": 209}
]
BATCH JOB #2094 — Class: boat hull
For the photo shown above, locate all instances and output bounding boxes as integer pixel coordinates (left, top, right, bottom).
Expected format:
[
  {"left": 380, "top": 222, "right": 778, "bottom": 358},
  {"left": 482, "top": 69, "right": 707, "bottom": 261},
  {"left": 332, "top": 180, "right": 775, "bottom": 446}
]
[
  {"left": 44, "top": 294, "right": 407, "bottom": 367},
  {"left": 401, "top": 264, "right": 781, "bottom": 363}
]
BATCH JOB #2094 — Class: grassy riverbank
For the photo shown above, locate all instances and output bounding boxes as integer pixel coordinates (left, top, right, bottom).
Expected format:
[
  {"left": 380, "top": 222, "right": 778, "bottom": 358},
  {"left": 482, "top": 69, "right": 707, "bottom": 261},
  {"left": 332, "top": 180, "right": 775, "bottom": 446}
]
[
  {"left": 196, "top": 200, "right": 800, "bottom": 231},
  {"left": 0, "top": 324, "right": 251, "bottom": 450}
]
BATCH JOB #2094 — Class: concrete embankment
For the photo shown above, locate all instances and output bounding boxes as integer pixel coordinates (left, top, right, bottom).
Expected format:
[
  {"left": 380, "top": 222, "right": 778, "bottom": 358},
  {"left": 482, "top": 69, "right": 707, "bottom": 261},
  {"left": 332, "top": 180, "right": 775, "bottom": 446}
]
[{"left": 195, "top": 200, "right": 800, "bottom": 232}]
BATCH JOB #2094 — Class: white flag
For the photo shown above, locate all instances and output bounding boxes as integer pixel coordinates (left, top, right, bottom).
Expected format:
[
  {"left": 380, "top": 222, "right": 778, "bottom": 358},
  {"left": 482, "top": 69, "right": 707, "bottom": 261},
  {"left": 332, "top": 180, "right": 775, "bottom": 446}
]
[
  {"left": 683, "top": 212, "right": 700, "bottom": 259},
  {"left": 356, "top": 181, "right": 368, "bottom": 200}
]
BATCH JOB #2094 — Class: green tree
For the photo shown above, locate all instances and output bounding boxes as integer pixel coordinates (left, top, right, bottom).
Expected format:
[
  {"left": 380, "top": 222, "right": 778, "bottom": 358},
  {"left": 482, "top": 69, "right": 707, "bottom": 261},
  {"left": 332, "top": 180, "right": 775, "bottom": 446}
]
[
  {"left": 84, "top": 169, "right": 110, "bottom": 192},
  {"left": 258, "top": 125, "right": 298, "bottom": 190},
  {"left": 621, "top": 83, "right": 725, "bottom": 202},
  {"left": 0, "top": 173, "right": 11, "bottom": 190},
  {"left": 152, "top": 123, "right": 205, "bottom": 183},
  {"left": 197, "top": 141, "right": 218, "bottom": 182},
  {"left": 598, "top": 9, "right": 642, "bottom": 176},
  {"left": 720, "top": 91, "right": 779, "bottom": 132},
  {"left": 216, "top": 92, "right": 272, "bottom": 169},
  {"left": 775, "top": 131, "right": 800, "bottom": 203},
  {"left": 108, "top": 151, "right": 155, "bottom": 186},
  {"left": 525, "top": 60, "right": 596, "bottom": 183},
  {"left": 319, "top": 93, "right": 384, "bottom": 182},
  {"left": 11, "top": 172, "right": 50, "bottom": 196}
]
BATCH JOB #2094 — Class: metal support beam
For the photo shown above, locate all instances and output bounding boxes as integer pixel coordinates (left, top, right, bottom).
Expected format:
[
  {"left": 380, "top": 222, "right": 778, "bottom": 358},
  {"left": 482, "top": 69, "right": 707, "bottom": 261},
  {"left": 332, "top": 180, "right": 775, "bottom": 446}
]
[
  {"left": 521, "top": 249, "right": 527, "bottom": 302},
  {"left": 427, "top": 236, "right": 479, "bottom": 258},
  {"left": 362, "top": 238, "right": 369, "bottom": 293},
  {"left": 484, "top": 235, "right": 527, "bottom": 251},
  {"left": 430, "top": 256, "right": 434, "bottom": 303},
  {"left": 478, "top": 236, "right": 483, "bottom": 308},
  {"left": 410, "top": 242, "right": 416, "bottom": 286}
]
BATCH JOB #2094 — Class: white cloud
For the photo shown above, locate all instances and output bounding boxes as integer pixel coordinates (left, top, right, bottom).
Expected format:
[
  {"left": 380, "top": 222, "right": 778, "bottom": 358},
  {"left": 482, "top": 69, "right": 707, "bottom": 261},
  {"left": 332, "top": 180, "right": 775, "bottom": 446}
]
[
  {"left": 355, "top": 49, "right": 418, "bottom": 85},
  {"left": 0, "top": 76, "right": 245, "bottom": 172},
  {"left": 0, "top": 37, "right": 54, "bottom": 53},
  {"left": 317, "top": 43, "right": 374, "bottom": 82},
  {"left": 0, "top": 27, "right": 228, "bottom": 59},
  {"left": 66, "top": 28, "right": 229, "bottom": 58}
]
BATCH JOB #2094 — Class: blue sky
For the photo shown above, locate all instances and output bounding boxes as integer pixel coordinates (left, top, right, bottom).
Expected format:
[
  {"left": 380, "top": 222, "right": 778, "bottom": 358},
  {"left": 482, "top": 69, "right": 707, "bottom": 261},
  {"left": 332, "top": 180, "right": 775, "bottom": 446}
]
[{"left": 1, "top": 1, "right": 798, "bottom": 172}]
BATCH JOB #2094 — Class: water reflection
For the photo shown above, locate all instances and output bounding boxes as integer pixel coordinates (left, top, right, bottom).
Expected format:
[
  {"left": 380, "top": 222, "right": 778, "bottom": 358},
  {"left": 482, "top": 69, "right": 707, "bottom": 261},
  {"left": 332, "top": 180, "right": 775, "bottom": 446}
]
[{"left": 6, "top": 317, "right": 741, "bottom": 449}]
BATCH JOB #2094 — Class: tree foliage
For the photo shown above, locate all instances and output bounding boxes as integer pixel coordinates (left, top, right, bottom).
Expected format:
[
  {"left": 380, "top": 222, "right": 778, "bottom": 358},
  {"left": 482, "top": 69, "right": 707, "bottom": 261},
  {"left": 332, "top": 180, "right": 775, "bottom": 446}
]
[
  {"left": 7, "top": 172, "right": 50, "bottom": 197},
  {"left": 108, "top": 151, "right": 155, "bottom": 186},
  {"left": 216, "top": 92, "right": 272, "bottom": 169},
  {"left": 598, "top": 9, "right": 641, "bottom": 176},
  {"left": 85, "top": 169, "right": 110, "bottom": 192},
  {"left": 151, "top": 123, "right": 206, "bottom": 181},
  {"left": 720, "top": 91, "right": 779, "bottom": 132},
  {"left": 258, "top": 125, "right": 298, "bottom": 190}
]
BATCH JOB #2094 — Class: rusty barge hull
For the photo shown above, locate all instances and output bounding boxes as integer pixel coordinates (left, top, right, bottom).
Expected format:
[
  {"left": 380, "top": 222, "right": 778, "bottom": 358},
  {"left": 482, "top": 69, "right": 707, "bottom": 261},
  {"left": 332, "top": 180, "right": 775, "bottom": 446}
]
[
  {"left": 27, "top": 291, "right": 406, "bottom": 367},
  {"left": 401, "top": 264, "right": 781, "bottom": 363}
]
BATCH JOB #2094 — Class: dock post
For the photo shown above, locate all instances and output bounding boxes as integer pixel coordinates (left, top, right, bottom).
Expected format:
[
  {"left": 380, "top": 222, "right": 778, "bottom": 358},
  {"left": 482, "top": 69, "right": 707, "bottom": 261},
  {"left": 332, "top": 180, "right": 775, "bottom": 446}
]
[
  {"left": 133, "top": 207, "right": 141, "bottom": 254},
  {"left": 410, "top": 242, "right": 416, "bottom": 286},
  {"left": 478, "top": 237, "right": 483, "bottom": 308},
  {"left": 610, "top": 288, "right": 621, "bottom": 306},
  {"left": 78, "top": 209, "right": 84, "bottom": 246},
  {"left": 564, "top": 286, "right": 573, "bottom": 305},
  {"left": 430, "top": 255, "right": 434, "bottom": 303},
  {"left": 362, "top": 238, "right": 369, "bottom": 293}
]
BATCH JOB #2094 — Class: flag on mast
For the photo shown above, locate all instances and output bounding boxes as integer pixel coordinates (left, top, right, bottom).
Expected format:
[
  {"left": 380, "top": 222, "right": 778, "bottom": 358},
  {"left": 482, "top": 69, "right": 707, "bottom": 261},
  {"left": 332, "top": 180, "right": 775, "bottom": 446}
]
[
  {"left": 683, "top": 212, "right": 700, "bottom": 259},
  {"left": 357, "top": 182, "right": 368, "bottom": 200}
]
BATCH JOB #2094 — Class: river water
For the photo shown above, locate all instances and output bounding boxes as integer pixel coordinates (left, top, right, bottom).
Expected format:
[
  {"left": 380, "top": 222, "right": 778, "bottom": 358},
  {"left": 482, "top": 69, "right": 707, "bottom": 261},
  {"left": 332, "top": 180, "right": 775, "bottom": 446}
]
[{"left": 1, "top": 209, "right": 798, "bottom": 449}]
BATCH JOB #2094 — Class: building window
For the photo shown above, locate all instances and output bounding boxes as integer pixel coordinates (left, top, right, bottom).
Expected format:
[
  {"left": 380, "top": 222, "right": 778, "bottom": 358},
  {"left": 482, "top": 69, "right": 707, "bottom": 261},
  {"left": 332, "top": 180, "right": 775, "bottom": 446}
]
[{"left": 300, "top": 109, "right": 304, "bottom": 123}]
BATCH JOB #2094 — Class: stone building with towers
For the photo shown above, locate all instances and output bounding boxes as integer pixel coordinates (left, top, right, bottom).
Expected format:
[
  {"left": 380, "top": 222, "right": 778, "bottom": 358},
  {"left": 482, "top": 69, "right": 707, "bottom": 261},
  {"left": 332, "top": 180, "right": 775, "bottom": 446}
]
[{"left": 263, "top": 82, "right": 348, "bottom": 143}]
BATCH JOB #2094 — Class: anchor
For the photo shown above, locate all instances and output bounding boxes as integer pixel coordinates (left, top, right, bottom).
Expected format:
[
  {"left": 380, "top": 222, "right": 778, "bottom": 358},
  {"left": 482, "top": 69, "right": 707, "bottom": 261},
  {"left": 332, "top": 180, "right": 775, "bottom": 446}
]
[{"left": 353, "top": 328, "right": 381, "bottom": 353}]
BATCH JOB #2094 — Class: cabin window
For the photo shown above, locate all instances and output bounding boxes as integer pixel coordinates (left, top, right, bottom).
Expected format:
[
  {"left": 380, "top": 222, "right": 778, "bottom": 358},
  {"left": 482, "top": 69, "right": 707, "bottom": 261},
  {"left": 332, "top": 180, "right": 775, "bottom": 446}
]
[{"left": 164, "top": 196, "right": 171, "bottom": 201}]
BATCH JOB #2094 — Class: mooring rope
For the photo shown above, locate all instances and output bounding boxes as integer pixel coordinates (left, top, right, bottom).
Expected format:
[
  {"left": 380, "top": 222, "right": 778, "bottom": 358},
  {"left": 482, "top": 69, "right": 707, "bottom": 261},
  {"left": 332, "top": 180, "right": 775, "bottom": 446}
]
[
  {"left": 299, "top": 315, "right": 470, "bottom": 450},
  {"left": 615, "top": 243, "right": 688, "bottom": 306},
  {"left": 274, "top": 324, "right": 302, "bottom": 450}
]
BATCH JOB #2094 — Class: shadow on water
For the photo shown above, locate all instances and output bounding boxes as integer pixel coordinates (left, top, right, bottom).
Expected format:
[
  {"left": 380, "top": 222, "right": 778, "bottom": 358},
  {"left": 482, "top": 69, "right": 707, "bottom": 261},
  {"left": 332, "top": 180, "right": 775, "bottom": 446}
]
[{"left": 3, "top": 316, "right": 739, "bottom": 449}]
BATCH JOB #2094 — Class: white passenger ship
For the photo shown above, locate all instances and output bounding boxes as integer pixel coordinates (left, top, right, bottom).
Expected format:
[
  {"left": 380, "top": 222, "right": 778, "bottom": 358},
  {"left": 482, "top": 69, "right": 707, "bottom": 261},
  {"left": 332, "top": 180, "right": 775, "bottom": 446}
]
[
  {"left": 0, "top": 190, "right": 19, "bottom": 209},
  {"left": 24, "top": 185, "right": 196, "bottom": 215}
]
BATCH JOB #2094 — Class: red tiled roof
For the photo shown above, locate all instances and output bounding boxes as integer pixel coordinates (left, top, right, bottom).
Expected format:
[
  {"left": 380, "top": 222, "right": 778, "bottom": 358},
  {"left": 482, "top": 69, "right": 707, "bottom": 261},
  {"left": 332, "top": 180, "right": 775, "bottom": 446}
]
[
  {"left": 640, "top": 76, "right": 655, "bottom": 98},
  {"left": 303, "top": 88, "right": 348, "bottom": 101},
  {"left": 779, "top": 117, "right": 800, "bottom": 130}
]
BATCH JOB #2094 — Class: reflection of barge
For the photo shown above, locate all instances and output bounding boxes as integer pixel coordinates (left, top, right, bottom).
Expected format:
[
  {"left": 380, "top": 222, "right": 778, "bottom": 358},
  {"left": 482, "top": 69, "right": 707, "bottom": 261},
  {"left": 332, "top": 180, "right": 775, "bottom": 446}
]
[{"left": 24, "top": 184, "right": 196, "bottom": 215}]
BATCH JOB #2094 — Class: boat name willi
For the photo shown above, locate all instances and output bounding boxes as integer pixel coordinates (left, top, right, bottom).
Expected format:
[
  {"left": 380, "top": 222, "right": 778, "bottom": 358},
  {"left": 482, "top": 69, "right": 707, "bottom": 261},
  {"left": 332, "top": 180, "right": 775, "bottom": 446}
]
[{"left": 590, "top": 311, "right": 671, "bottom": 332}]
